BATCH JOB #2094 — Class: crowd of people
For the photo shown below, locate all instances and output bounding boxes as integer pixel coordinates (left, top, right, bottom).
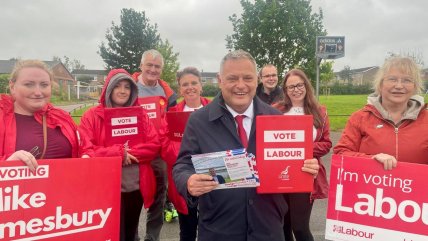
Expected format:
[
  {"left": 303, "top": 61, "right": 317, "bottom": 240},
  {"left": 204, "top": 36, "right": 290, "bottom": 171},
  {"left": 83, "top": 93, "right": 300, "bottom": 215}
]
[{"left": 1, "top": 50, "right": 426, "bottom": 241}]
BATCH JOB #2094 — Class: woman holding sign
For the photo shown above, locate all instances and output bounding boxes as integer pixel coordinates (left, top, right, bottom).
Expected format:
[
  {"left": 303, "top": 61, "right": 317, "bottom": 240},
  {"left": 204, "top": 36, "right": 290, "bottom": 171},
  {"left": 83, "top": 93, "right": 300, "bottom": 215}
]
[
  {"left": 160, "top": 66, "right": 210, "bottom": 241},
  {"left": 334, "top": 56, "right": 428, "bottom": 169},
  {"left": 0, "top": 59, "right": 89, "bottom": 169},
  {"left": 274, "top": 69, "right": 332, "bottom": 241},
  {"left": 78, "top": 69, "right": 161, "bottom": 241}
]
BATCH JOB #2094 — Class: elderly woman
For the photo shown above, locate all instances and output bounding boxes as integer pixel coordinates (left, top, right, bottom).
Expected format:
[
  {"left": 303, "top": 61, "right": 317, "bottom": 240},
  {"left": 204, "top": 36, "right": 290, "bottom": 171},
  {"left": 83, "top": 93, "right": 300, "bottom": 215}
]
[
  {"left": 0, "top": 59, "right": 87, "bottom": 170},
  {"left": 78, "top": 69, "right": 161, "bottom": 241},
  {"left": 161, "top": 67, "right": 210, "bottom": 241},
  {"left": 274, "top": 69, "right": 332, "bottom": 241},
  {"left": 334, "top": 56, "right": 428, "bottom": 168}
]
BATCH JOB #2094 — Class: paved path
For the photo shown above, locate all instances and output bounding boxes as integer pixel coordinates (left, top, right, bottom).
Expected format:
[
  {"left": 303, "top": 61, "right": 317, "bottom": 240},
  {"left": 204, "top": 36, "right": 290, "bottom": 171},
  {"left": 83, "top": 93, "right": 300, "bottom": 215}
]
[
  {"left": 56, "top": 102, "right": 97, "bottom": 113},
  {"left": 138, "top": 132, "right": 343, "bottom": 241}
]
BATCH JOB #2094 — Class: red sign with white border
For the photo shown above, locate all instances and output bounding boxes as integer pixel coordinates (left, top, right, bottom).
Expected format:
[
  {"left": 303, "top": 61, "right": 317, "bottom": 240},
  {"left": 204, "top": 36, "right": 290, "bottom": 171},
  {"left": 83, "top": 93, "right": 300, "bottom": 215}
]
[
  {"left": 0, "top": 157, "right": 121, "bottom": 240},
  {"left": 256, "top": 115, "right": 314, "bottom": 193},
  {"left": 104, "top": 106, "right": 147, "bottom": 147},
  {"left": 326, "top": 154, "right": 428, "bottom": 241},
  {"left": 138, "top": 96, "right": 167, "bottom": 129}
]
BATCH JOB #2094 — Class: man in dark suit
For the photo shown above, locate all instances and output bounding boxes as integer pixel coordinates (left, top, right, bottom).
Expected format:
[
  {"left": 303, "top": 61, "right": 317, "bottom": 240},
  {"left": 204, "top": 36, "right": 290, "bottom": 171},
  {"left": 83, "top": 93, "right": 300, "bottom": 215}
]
[{"left": 173, "top": 50, "right": 319, "bottom": 241}]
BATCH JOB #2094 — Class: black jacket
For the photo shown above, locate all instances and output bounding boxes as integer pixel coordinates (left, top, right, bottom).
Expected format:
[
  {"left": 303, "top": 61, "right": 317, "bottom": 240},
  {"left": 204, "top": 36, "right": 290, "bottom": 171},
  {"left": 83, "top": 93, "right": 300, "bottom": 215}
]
[
  {"left": 173, "top": 94, "right": 287, "bottom": 241},
  {"left": 256, "top": 83, "right": 284, "bottom": 105}
]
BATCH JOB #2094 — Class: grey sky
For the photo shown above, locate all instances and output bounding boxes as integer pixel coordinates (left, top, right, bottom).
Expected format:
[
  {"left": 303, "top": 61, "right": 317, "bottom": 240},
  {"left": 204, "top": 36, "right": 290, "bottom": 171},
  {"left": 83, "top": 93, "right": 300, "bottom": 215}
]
[{"left": 1, "top": 0, "right": 427, "bottom": 73}]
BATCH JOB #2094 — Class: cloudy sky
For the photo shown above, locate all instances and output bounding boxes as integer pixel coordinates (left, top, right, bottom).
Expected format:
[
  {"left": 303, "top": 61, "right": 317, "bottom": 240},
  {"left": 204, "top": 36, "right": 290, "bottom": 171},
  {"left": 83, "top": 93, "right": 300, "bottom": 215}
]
[{"left": 1, "top": 0, "right": 427, "bottom": 73}]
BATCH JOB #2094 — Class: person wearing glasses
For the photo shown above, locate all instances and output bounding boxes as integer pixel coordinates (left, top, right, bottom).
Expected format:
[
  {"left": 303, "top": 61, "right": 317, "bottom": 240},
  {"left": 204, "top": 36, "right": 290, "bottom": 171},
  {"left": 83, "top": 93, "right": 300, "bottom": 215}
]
[
  {"left": 256, "top": 64, "right": 284, "bottom": 104},
  {"left": 334, "top": 56, "right": 428, "bottom": 168},
  {"left": 274, "top": 69, "right": 332, "bottom": 241}
]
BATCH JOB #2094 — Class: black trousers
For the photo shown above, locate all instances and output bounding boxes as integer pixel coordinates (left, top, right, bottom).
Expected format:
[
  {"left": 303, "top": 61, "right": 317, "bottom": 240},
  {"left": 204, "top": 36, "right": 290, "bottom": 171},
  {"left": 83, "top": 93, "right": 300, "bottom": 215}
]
[
  {"left": 178, "top": 205, "right": 198, "bottom": 241},
  {"left": 283, "top": 193, "right": 314, "bottom": 241},
  {"left": 120, "top": 190, "right": 144, "bottom": 241}
]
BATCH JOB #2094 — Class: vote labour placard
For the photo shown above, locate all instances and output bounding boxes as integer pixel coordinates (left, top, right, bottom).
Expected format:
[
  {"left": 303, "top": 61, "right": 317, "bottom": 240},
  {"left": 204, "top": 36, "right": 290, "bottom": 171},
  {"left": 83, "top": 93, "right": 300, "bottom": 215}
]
[
  {"left": 104, "top": 106, "right": 146, "bottom": 147},
  {"left": 326, "top": 155, "right": 428, "bottom": 241},
  {"left": 166, "top": 111, "right": 192, "bottom": 142},
  {"left": 256, "top": 115, "right": 313, "bottom": 193},
  {"left": 138, "top": 96, "right": 167, "bottom": 129},
  {"left": 0, "top": 157, "right": 121, "bottom": 240}
]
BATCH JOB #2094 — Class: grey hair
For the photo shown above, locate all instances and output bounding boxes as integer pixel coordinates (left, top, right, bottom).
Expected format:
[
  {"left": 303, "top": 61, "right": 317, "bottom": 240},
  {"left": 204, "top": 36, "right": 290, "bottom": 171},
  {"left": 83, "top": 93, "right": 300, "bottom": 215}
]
[
  {"left": 140, "top": 49, "right": 164, "bottom": 67},
  {"left": 176, "top": 67, "right": 201, "bottom": 84},
  {"left": 219, "top": 50, "right": 257, "bottom": 74},
  {"left": 373, "top": 56, "right": 423, "bottom": 95}
]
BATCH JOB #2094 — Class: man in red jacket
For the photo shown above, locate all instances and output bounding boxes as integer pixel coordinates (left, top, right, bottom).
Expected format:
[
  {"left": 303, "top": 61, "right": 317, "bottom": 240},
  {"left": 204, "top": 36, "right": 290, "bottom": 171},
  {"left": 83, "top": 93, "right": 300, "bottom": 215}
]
[{"left": 132, "top": 49, "right": 178, "bottom": 241}]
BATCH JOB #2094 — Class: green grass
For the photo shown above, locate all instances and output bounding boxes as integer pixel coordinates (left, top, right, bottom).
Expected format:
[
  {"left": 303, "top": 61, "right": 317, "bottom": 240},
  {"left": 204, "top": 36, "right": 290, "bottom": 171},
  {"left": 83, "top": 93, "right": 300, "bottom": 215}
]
[
  {"left": 70, "top": 94, "right": 428, "bottom": 131},
  {"left": 71, "top": 105, "right": 94, "bottom": 125}
]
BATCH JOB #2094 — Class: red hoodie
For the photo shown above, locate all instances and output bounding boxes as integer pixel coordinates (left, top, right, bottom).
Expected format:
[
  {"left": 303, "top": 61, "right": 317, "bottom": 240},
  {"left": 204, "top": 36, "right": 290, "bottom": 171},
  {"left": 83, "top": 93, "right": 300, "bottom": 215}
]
[{"left": 78, "top": 69, "right": 161, "bottom": 208}]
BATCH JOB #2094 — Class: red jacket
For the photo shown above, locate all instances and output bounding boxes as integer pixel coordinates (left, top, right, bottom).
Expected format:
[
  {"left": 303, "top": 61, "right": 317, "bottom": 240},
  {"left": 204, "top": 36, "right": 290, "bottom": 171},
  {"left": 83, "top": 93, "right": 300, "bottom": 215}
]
[
  {"left": 311, "top": 106, "right": 331, "bottom": 200},
  {"left": 79, "top": 69, "right": 161, "bottom": 208},
  {"left": 160, "top": 97, "right": 211, "bottom": 214},
  {"left": 0, "top": 94, "right": 87, "bottom": 160},
  {"left": 334, "top": 104, "right": 428, "bottom": 164}
]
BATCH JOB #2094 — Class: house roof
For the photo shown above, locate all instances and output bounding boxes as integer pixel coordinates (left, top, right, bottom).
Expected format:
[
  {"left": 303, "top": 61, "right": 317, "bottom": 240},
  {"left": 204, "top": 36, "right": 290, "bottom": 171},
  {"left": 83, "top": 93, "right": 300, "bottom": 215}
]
[
  {"left": 201, "top": 72, "right": 217, "bottom": 78},
  {"left": 71, "top": 69, "right": 108, "bottom": 75},
  {"left": 0, "top": 59, "right": 65, "bottom": 74}
]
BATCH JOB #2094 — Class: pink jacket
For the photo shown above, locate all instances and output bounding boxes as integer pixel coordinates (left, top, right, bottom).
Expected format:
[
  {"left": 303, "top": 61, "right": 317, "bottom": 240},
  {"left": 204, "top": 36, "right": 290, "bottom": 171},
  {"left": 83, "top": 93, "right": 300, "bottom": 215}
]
[
  {"left": 0, "top": 94, "right": 87, "bottom": 160},
  {"left": 78, "top": 69, "right": 161, "bottom": 208}
]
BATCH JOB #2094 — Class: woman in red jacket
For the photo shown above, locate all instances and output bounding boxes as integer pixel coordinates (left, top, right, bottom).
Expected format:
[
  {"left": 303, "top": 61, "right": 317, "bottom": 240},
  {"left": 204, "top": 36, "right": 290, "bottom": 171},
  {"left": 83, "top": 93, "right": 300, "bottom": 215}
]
[
  {"left": 334, "top": 56, "right": 428, "bottom": 168},
  {"left": 274, "top": 69, "right": 332, "bottom": 241},
  {"left": 78, "top": 69, "right": 161, "bottom": 241},
  {"left": 160, "top": 67, "right": 210, "bottom": 241},
  {"left": 0, "top": 60, "right": 88, "bottom": 168}
]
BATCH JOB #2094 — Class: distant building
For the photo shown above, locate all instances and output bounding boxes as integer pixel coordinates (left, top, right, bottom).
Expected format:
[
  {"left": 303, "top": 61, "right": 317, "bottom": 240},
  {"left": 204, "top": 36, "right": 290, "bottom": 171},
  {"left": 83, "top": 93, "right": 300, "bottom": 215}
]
[
  {"left": 334, "top": 66, "right": 379, "bottom": 86},
  {"left": 71, "top": 69, "right": 108, "bottom": 83},
  {"left": 71, "top": 69, "right": 107, "bottom": 99},
  {"left": 201, "top": 71, "right": 218, "bottom": 86},
  {"left": 0, "top": 59, "right": 75, "bottom": 94}
]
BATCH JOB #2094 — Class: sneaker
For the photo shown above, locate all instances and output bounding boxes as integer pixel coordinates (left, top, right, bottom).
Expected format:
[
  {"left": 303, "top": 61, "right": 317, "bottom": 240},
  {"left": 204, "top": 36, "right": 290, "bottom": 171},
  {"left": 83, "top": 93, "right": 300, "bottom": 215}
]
[
  {"left": 164, "top": 209, "right": 173, "bottom": 223},
  {"left": 171, "top": 208, "right": 178, "bottom": 219}
]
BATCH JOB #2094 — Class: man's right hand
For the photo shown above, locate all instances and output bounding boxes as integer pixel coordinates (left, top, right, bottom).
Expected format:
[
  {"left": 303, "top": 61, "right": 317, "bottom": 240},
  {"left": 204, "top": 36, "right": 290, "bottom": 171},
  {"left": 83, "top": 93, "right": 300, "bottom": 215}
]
[
  {"left": 187, "top": 174, "right": 218, "bottom": 197},
  {"left": 6, "top": 150, "right": 38, "bottom": 172}
]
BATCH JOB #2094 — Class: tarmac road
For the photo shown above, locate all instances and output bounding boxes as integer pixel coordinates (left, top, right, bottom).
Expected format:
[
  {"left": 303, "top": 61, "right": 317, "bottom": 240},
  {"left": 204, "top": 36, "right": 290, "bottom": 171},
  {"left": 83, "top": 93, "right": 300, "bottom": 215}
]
[{"left": 138, "top": 131, "right": 343, "bottom": 241}]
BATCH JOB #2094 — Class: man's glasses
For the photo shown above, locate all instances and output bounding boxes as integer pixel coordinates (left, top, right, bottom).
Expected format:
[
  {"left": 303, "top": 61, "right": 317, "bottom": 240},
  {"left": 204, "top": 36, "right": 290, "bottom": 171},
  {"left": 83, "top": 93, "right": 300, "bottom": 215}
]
[
  {"left": 383, "top": 76, "right": 415, "bottom": 86},
  {"left": 285, "top": 83, "right": 305, "bottom": 91},
  {"left": 262, "top": 74, "right": 277, "bottom": 78}
]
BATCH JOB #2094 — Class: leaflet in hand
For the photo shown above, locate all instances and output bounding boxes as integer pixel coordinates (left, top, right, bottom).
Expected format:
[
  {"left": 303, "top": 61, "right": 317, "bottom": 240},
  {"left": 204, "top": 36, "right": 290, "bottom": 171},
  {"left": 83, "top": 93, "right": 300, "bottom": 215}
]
[{"left": 191, "top": 149, "right": 259, "bottom": 189}]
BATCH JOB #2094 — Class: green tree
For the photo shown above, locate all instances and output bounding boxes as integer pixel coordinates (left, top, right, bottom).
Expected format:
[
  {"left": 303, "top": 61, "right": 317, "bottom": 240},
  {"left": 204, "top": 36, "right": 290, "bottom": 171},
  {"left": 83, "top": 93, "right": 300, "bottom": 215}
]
[
  {"left": 320, "top": 61, "right": 335, "bottom": 85},
  {"left": 52, "top": 56, "right": 85, "bottom": 72},
  {"left": 0, "top": 74, "right": 10, "bottom": 94},
  {"left": 339, "top": 65, "right": 353, "bottom": 84},
  {"left": 98, "top": 8, "right": 161, "bottom": 73},
  {"left": 226, "top": 0, "right": 326, "bottom": 80},
  {"left": 158, "top": 39, "right": 180, "bottom": 86}
]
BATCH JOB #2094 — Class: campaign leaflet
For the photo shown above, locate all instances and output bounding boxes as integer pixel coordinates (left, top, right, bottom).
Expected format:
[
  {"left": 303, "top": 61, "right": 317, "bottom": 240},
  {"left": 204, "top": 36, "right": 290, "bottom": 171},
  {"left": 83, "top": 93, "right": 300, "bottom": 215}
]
[
  {"left": 326, "top": 155, "right": 428, "bottom": 241},
  {"left": 138, "top": 96, "right": 167, "bottom": 129},
  {"left": 191, "top": 149, "right": 259, "bottom": 189},
  {"left": 256, "top": 115, "right": 314, "bottom": 193},
  {"left": 104, "top": 106, "right": 146, "bottom": 147},
  {"left": 166, "top": 111, "right": 192, "bottom": 142},
  {"left": 0, "top": 157, "right": 121, "bottom": 241}
]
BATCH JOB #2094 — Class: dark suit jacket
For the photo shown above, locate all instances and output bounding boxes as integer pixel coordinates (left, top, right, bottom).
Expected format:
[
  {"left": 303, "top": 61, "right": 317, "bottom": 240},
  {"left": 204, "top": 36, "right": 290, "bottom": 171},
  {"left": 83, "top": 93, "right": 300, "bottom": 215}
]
[{"left": 173, "top": 94, "right": 287, "bottom": 241}]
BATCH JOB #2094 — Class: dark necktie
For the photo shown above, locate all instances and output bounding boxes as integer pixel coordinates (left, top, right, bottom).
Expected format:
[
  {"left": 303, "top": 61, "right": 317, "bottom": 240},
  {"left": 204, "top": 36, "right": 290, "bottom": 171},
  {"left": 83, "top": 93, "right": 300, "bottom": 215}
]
[{"left": 235, "top": 115, "right": 248, "bottom": 148}]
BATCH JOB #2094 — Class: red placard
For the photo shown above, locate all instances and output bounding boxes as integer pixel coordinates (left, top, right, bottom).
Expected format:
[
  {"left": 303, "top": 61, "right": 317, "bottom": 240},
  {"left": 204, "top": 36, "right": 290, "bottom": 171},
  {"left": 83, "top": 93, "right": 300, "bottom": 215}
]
[
  {"left": 104, "top": 106, "right": 146, "bottom": 147},
  {"left": 138, "top": 96, "right": 167, "bottom": 129},
  {"left": 0, "top": 157, "right": 121, "bottom": 240},
  {"left": 326, "top": 155, "right": 428, "bottom": 241},
  {"left": 166, "top": 111, "right": 192, "bottom": 142},
  {"left": 256, "top": 115, "right": 313, "bottom": 193}
]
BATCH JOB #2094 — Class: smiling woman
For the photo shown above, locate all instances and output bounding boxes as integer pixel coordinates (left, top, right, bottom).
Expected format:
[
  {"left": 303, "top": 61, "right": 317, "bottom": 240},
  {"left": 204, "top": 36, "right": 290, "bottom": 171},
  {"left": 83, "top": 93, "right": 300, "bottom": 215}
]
[
  {"left": 0, "top": 59, "right": 90, "bottom": 170},
  {"left": 334, "top": 56, "right": 428, "bottom": 168}
]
